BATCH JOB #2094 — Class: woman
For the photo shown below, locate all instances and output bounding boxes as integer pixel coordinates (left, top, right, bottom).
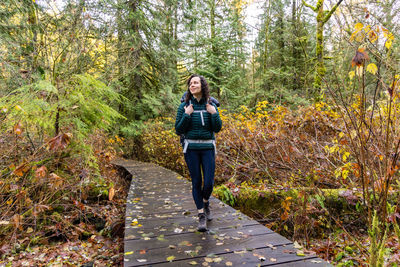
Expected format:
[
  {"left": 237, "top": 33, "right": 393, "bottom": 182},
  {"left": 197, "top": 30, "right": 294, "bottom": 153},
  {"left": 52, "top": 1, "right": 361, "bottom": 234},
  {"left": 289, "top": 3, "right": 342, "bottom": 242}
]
[{"left": 175, "top": 74, "right": 222, "bottom": 232}]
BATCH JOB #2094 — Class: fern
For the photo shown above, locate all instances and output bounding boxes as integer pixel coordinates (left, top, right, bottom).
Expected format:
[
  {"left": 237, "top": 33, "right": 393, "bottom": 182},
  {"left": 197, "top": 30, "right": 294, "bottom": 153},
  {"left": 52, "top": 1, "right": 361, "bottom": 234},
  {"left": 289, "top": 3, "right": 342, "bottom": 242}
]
[{"left": 0, "top": 74, "right": 124, "bottom": 144}]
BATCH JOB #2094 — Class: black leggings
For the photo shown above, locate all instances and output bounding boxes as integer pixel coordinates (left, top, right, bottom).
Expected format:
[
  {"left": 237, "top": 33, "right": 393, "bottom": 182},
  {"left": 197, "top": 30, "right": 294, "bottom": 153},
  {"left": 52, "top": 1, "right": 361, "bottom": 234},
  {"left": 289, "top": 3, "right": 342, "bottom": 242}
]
[{"left": 184, "top": 149, "right": 215, "bottom": 210}]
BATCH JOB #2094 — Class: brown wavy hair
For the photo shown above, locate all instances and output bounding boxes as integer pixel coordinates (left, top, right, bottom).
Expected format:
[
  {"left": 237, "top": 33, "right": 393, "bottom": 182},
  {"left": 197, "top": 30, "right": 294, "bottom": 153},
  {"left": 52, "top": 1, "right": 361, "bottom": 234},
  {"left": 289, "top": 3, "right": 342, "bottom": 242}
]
[{"left": 185, "top": 74, "right": 210, "bottom": 104}]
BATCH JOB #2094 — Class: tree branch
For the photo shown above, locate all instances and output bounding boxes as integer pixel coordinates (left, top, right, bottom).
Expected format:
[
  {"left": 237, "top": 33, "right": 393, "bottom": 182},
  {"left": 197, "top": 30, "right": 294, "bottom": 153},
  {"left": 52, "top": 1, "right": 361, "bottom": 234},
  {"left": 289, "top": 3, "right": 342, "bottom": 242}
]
[
  {"left": 323, "top": 0, "right": 344, "bottom": 23},
  {"left": 302, "top": 0, "right": 317, "bottom": 12}
]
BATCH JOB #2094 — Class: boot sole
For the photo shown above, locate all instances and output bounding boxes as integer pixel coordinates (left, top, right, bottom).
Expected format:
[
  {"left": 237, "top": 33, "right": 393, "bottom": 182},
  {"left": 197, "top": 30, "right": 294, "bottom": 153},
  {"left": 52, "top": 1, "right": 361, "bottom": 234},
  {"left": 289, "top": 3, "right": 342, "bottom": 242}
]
[{"left": 198, "top": 227, "right": 207, "bottom": 232}]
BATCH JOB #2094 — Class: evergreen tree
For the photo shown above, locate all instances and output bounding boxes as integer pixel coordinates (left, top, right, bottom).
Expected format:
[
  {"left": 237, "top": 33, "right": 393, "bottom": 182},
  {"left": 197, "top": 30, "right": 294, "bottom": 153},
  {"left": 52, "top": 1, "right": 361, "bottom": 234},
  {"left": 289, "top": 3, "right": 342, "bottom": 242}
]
[{"left": 252, "top": 0, "right": 312, "bottom": 106}]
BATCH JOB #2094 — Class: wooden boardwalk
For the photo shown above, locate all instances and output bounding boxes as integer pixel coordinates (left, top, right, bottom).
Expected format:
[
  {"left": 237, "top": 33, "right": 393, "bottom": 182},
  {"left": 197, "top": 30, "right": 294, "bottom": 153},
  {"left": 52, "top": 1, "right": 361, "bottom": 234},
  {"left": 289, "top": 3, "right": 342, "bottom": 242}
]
[{"left": 114, "top": 159, "right": 331, "bottom": 267}]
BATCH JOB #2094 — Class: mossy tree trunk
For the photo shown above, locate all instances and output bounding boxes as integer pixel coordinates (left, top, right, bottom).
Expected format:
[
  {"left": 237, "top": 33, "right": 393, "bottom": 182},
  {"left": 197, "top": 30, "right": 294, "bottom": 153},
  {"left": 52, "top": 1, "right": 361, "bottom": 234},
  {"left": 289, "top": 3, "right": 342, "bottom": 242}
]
[{"left": 303, "top": 0, "right": 343, "bottom": 98}]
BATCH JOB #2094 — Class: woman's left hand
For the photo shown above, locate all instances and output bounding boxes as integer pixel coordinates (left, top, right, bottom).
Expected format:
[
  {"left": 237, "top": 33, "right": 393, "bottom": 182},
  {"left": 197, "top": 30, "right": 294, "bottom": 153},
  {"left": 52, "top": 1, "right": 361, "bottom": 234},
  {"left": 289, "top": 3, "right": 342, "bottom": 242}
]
[{"left": 206, "top": 104, "right": 217, "bottom": 114}]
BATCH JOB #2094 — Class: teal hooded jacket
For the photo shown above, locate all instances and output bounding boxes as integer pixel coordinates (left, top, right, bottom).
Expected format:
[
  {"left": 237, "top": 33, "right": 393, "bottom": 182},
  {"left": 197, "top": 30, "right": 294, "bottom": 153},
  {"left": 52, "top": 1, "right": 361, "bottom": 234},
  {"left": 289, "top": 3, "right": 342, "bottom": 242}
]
[{"left": 175, "top": 96, "right": 222, "bottom": 150}]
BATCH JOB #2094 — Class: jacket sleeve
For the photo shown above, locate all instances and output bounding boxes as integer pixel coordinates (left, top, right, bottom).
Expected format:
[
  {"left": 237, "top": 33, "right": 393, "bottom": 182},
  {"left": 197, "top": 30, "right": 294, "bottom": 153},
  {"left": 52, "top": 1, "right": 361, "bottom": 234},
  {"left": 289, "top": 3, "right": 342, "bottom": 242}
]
[
  {"left": 210, "top": 104, "right": 222, "bottom": 133},
  {"left": 175, "top": 103, "right": 191, "bottom": 135}
]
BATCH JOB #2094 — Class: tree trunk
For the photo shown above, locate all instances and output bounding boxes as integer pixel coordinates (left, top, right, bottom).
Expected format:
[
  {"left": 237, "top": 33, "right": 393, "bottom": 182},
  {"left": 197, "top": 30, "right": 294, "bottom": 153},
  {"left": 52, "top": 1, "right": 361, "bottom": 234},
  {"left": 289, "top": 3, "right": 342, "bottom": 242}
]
[
  {"left": 314, "top": 0, "right": 325, "bottom": 92},
  {"left": 263, "top": 0, "right": 271, "bottom": 74}
]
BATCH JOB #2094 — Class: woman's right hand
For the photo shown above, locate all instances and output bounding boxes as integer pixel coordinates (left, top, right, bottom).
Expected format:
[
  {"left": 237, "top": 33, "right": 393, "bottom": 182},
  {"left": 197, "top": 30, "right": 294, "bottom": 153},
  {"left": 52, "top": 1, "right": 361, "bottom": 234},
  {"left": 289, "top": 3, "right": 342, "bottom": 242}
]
[{"left": 184, "top": 104, "right": 194, "bottom": 115}]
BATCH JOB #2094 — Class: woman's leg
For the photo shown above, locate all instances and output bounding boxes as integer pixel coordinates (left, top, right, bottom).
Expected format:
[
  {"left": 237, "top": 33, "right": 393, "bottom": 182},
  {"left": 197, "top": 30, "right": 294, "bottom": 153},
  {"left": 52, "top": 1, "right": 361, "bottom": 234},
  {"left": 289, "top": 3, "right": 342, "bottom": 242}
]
[
  {"left": 200, "top": 149, "right": 215, "bottom": 201},
  {"left": 184, "top": 149, "right": 204, "bottom": 210}
]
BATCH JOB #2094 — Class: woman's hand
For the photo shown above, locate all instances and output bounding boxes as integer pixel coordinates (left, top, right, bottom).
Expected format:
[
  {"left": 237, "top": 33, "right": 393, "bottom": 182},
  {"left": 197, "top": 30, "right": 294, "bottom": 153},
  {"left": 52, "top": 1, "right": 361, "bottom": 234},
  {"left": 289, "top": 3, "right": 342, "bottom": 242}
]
[
  {"left": 206, "top": 104, "right": 217, "bottom": 114},
  {"left": 184, "top": 104, "right": 194, "bottom": 115}
]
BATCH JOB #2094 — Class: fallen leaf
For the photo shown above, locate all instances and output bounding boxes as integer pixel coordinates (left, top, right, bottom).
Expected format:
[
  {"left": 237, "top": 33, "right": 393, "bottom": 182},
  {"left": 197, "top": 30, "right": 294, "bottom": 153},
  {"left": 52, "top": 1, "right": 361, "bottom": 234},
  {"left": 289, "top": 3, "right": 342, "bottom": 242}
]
[
  {"left": 293, "top": 241, "right": 302, "bottom": 249},
  {"left": 189, "top": 261, "right": 198, "bottom": 265},
  {"left": 226, "top": 262, "right": 233, "bottom": 266},
  {"left": 14, "top": 123, "right": 23, "bottom": 135},
  {"left": 297, "top": 250, "right": 305, "bottom": 256},
  {"left": 35, "top": 166, "right": 47, "bottom": 179},
  {"left": 140, "top": 250, "right": 146, "bottom": 254},
  {"left": 270, "top": 258, "right": 277, "bottom": 262},
  {"left": 124, "top": 251, "right": 134, "bottom": 255},
  {"left": 48, "top": 173, "right": 64, "bottom": 189},
  {"left": 109, "top": 187, "right": 115, "bottom": 201},
  {"left": 166, "top": 256, "right": 175, "bottom": 262},
  {"left": 213, "top": 257, "right": 223, "bottom": 263},
  {"left": 157, "top": 235, "right": 166, "bottom": 241},
  {"left": 13, "top": 163, "right": 29, "bottom": 177},
  {"left": 47, "top": 133, "right": 72, "bottom": 152}
]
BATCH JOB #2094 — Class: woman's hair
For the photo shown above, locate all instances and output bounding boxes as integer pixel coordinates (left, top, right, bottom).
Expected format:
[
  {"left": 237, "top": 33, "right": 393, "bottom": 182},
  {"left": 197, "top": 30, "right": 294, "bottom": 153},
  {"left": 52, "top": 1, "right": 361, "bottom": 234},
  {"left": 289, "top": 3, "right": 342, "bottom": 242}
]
[{"left": 185, "top": 74, "right": 210, "bottom": 103}]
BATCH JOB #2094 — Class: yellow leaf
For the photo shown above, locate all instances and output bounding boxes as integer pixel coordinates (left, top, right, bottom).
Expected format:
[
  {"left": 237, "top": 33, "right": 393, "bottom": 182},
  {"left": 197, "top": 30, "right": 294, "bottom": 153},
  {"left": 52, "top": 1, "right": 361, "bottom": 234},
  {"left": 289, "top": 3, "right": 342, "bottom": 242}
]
[
  {"left": 26, "top": 227, "right": 33, "bottom": 233},
  {"left": 355, "top": 23, "right": 363, "bottom": 31},
  {"left": 124, "top": 251, "right": 134, "bottom": 255},
  {"left": 366, "top": 63, "right": 377, "bottom": 75},
  {"left": 368, "top": 31, "right": 378, "bottom": 43},
  {"left": 342, "top": 152, "right": 350, "bottom": 162},
  {"left": 348, "top": 71, "right": 355, "bottom": 80},
  {"left": 297, "top": 250, "right": 305, "bottom": 256},
  {"left": 226, "top": 262, "right": 233, "bottom": 266},
  {"left": 15, "top": 105, "right": 22, "bottom": 111},
  {"left": 342, "top": 169, "right": 349, "bottom": 179},
  {"left": 355, "top": 32, "right": 365, "bottom": 42},
  {"left": 166, "top": 256, "right": 175, "bottom": 262},
  {"left": 385, "top": 39, "right": 392, "bottom": 49}
]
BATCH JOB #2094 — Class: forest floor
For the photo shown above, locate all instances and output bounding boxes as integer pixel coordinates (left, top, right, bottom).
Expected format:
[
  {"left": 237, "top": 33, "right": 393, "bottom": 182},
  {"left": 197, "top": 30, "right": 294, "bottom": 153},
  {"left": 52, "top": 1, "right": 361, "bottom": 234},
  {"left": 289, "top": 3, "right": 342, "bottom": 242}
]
[{"left": 0, "top": 160, "right": 128, "bottom": 267}]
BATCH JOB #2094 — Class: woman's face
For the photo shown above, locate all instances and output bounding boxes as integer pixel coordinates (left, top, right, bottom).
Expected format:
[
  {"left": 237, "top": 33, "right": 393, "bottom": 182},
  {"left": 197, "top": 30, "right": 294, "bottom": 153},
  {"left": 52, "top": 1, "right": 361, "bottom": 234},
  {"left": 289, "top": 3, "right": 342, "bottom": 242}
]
[{"left": 189, "top": 77, "right": 202, "bottom": 97}]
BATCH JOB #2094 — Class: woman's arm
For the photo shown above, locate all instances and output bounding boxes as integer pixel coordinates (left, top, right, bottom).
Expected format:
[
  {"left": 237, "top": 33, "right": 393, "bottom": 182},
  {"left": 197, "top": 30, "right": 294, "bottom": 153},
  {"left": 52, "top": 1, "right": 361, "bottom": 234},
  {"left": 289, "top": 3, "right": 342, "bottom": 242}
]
[
  {"left": 175, "top": 103, "right": 191, "bottom": 134},
  {"left": 210, "top": 104, "right": 222, "bottom": 133}
]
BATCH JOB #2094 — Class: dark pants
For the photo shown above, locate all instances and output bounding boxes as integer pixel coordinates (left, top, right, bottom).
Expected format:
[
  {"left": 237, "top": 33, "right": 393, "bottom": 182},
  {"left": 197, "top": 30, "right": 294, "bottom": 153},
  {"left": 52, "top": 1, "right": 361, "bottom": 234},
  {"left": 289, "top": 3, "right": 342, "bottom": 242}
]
[{"left": 184, "top": 149, "right": 215, "bottom": 210}]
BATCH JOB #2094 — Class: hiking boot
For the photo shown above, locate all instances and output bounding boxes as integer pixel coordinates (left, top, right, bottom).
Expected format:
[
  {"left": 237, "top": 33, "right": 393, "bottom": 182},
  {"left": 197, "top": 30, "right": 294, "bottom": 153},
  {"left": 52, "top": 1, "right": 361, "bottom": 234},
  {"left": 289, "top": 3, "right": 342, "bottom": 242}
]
[
  {"left": 197, "top": 213, "right": 207, "bottom": 232},
  {"left": 204, "top": 202, "right": 212, "bottom": 221}
]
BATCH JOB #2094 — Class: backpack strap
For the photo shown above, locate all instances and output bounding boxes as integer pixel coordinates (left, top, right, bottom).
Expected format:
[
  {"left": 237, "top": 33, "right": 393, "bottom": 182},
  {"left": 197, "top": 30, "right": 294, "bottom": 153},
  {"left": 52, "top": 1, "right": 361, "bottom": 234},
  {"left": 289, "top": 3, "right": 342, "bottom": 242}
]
[{"left": 188, "top": 99, "right": 208, "bottom": 126}]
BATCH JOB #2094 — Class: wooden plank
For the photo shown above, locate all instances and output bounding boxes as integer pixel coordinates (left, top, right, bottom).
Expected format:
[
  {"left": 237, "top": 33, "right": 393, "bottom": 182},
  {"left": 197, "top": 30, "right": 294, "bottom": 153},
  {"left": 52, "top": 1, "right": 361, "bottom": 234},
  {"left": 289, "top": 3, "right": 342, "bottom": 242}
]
[
  {"left": 145, "top": 244, "right": 330, "bottom": 267},
  {"left": 125, "top": 198, "right": 234, "bottom": 218},
  {"left": 125, "top": 199, "right": 241, "bottom": 219},
  {"left": 125, "top": 220, "right": 264, "bottom": 241},
  {"left": 125, "top": 209, "right": 259, "bottom": 238},
  {"left": 124, "top": 232, "right": 292, "bottom": 266}
]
